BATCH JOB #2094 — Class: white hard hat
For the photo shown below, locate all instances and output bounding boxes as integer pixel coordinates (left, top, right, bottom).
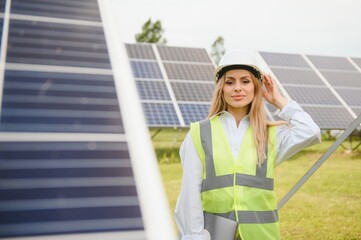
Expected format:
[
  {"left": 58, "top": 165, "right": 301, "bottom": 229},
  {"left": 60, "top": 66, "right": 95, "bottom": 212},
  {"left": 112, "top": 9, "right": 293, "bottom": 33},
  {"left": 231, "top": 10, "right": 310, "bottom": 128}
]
[{"left": 214, "top": 50, "right": 263, "bottom": 83}]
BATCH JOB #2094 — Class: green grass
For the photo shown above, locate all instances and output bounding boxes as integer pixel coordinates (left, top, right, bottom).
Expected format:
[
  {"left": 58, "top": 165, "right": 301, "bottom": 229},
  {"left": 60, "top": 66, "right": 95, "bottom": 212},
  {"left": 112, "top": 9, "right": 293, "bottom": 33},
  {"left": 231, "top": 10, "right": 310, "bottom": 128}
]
[{"left": 154, "top": 129, "right": 361, "bottom": 239}]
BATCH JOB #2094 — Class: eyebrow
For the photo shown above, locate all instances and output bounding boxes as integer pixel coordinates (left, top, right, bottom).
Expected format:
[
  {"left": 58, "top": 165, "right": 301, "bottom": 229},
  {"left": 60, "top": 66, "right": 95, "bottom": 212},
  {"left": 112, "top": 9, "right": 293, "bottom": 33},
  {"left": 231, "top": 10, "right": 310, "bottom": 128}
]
[{"left": 225, "top": 75, "right": 251, "bottom": 80}]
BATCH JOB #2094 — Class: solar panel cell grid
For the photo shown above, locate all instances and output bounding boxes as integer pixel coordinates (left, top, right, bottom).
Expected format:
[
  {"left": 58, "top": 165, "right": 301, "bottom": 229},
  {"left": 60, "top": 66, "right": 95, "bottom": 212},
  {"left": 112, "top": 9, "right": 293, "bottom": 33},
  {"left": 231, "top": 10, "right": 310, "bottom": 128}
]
[
  {"left": 307, "top": 55, "right": 357, "bottom": 71},
  {"left": 333, "top": 89, "right": 361, "bottom": 106},
  {"left": 170, "top": 82, "right": 214, "bottom": 102},
  {"left": 163, "top": 63, "right": 214, "bottom": 81},
  {"left": 136, "top": 80, "right": 171, "bottom": 100},
  {"left": 142, "top": 102, "right": 180, "bottom": 126},
  {"left": 0, "top": 0, "right": 5, "bottom": 13},
  {"left": 271, "top": 68, "right": 324, "bottom": 85},
  {"left": 260, "top": 52, "right": 310, "bottom": 68},
  {"left": 7, "top": 20, "right": 111, "bottom": 68},
  {"left": 283, "top": 86, "right": 341, "bottom": 105},
  {"left": 320, "top": 71, "right": 361, "bottom": 88},
  {"left": 158, "top": 46, "right": 212, "bottom": 63},
  {"left": 130, "top": 61, "right": 163, "bottom": 79},
  {"left": 11, "top": 0, "right": 101, "bottom": 22},
  {"left": 0, "top": 141, "right": 144, "bottom": 237},
  {"left": 302, "top": 106, "right": 355, "bottom": 129},
  {"left": 125, "top": 43, "right": 156, "bottom": 60},
  {"left": 179, "top": 104, "right": 209, "bottom": 125},
  {"left": 0, "top": 19, "right": 3, "bottom": 47},
  {"left": 1, "top": 70, "right": 123, "bottom": 133}
]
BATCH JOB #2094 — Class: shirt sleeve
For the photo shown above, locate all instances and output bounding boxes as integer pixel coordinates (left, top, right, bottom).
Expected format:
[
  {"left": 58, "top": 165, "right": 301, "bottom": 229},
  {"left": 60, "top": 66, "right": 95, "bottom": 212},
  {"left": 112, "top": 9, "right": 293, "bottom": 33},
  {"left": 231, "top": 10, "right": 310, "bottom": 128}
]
[
  {"left": 275, "top": 100, "right": 321, "bottom": 165},
  {"left": 174, "top": 132, "right": 205, "bottom": 239}
]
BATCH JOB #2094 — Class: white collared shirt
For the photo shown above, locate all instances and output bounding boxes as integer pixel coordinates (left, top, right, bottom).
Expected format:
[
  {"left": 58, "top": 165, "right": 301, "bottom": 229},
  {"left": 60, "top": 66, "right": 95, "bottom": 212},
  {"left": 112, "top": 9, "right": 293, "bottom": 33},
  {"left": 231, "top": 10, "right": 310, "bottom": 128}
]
[{"left": 174, "top": 100, "right": 321, "bottom": 240}]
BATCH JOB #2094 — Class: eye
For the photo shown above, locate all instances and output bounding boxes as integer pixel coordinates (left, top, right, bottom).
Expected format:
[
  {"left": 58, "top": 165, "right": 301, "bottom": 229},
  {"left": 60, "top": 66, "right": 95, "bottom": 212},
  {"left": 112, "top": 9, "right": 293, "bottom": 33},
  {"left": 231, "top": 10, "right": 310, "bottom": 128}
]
[
  {"left": 225, "top": 80, "right": 234, "bottom": 85},
  {"left": 242, "top": 79, "right": 250, "bottom": 84}
]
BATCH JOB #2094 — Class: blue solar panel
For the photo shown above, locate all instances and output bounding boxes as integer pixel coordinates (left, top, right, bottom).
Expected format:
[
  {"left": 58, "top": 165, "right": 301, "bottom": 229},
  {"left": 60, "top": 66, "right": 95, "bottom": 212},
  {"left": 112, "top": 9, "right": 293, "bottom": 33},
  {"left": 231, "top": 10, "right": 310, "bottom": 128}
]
[
  {"left": 130, "top": 61, "right": 163, "bottom": 79},
  {"left": 260, "top": 51, "right": 357, "bottom": 129},
  {"left": 142, "top": 102, "right": 180, "bottom": 126},
  {"left": 125, "top": 44, "right": 215, "bottom": 127},
  {"left": 179, "top": 104, "right": 209, "bottom": 125},
  {"left": 0, "top": 0, "right": 5, "bottom": 13},
  {"left": 0, "top": 19, "right": 3, "bottom": 48},
  {"left": 1, "top": 70, "right": 123, "bottom": 133},
  {"left": 0, "top": 141, "right": 143, "bottom": 237},
  {"left": 0, "top": 2, "right": 152, "bottom": 238},
  {"left": 136, "top": 80, "right": 171, "bottom": 100},
  {"left": 7, "top": 20, "right": 111, "bottom": 68},
  {"left": 11, "top": 0, "right": 101, "bottom": 22}
]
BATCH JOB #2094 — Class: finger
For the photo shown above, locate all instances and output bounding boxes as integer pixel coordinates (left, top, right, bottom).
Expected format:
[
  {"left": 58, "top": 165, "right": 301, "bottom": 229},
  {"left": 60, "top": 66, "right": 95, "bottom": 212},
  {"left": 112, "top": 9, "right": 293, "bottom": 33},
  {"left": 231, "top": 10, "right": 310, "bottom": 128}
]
[
  {"left": 264, "top": 75, "right": 273, "bottom": 92},
  {"left": 267, "top": 74, "right": 274, "bottom": 86}
]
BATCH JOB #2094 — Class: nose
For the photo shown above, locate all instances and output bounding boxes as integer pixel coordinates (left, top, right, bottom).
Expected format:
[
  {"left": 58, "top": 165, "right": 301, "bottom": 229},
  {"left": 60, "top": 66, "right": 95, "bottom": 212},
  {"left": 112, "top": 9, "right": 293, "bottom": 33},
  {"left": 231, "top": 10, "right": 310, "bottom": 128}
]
[{"left": 234, "top": 81, "right": 243, "bottom": 91}]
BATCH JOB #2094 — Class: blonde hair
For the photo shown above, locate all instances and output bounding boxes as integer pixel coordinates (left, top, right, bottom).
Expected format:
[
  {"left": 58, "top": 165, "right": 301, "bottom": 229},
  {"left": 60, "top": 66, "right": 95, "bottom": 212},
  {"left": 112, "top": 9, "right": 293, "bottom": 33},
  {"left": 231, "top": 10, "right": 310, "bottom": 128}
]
[{"left": 208, "top": 72, "right": 269, "bottom": 165}]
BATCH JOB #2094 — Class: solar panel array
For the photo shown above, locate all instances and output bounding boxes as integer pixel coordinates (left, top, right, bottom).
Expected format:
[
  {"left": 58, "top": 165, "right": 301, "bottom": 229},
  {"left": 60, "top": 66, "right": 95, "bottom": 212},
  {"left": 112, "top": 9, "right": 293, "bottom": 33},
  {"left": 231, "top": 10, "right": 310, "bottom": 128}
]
[
  {"left": 125, "top": 44, "right": 214, "bottom": 127},
  {"left": 260, "top": 52, "right": 360, "bottom": 129},
  {"left": 126, "top": 44, "right": 360, "bottom": 129},
  {"left": 0, "top": 0, "right": 146, "bottom": 238}
]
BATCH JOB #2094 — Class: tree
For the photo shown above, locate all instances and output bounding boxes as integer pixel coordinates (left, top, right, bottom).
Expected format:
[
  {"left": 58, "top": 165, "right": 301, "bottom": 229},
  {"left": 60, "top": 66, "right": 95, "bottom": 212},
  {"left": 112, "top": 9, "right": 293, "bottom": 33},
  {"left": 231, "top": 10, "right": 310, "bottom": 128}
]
[
  {"left": 135, "top": 18, "right": 167, "bottom": 44},
  {"left": 210, "top": 36, "right": 225, "bottom": 64}
]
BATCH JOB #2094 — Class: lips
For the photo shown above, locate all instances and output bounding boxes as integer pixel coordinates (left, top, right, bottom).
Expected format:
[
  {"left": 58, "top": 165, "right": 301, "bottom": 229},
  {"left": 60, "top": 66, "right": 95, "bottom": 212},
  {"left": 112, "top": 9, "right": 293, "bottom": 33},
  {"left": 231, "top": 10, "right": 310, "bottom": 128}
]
[{"left": 231, "top": 95, "right": 245, "bottom": 100}]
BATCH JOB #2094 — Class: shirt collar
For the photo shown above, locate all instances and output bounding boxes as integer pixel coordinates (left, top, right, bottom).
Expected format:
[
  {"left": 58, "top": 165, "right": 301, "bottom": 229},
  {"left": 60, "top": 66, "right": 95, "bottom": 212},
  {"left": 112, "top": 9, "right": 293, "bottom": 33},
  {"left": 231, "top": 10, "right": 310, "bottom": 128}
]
[
  {"left": 218, "top": 111, "right": 250, "bottom": 126},
  {"left": 218, "top": 111, "right": 250, "bottom": 120}
]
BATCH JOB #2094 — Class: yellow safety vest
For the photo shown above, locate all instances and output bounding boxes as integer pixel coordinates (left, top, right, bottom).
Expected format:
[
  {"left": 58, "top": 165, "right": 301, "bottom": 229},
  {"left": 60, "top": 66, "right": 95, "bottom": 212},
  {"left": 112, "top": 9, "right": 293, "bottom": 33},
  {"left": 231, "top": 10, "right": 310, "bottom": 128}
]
[{"left": 190, "top": 115, "right": 280, "bottom": 240}]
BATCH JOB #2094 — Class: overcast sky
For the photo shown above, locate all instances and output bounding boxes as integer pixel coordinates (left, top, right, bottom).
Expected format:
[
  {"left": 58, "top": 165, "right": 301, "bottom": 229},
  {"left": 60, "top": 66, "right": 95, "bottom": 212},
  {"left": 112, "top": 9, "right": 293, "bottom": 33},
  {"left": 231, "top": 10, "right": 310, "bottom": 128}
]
[{"left": 107, "top": 0, "right": 361, "bottom": 58}]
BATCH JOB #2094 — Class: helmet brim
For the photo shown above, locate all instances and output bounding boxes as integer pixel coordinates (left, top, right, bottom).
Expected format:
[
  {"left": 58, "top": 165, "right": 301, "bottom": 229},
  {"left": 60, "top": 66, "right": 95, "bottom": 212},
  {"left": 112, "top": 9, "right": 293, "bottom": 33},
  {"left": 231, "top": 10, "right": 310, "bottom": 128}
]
[{"left": 215, "top": 64, "right": 263, "bottom": 83}]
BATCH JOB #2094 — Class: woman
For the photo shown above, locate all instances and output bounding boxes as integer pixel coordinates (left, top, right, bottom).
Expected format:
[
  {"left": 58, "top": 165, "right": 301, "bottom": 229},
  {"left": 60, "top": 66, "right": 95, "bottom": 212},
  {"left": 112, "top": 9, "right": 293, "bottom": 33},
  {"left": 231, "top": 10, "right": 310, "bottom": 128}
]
[{"left": 174, "top": 50, "right": 321, "bottom": 240}]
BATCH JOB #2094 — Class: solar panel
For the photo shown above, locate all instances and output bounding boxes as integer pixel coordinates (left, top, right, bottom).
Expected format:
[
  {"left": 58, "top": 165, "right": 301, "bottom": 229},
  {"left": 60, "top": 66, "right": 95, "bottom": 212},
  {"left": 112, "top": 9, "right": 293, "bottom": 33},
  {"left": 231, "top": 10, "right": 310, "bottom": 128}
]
[
  {"left": 320, "top": 71, "right": 361, "bottom": 88},
  {"left": 1, "top": 70, "right": 122, "bottom": 133},
  {"left": 307, "top": 55, "right": 357, "bottom": 71},
  {"left": 260, "top": 51, "right": 357, "bottom": 129},
  {"left": 11, "top": 0, "right": 101, "bottom": 22},
  {"left": 136, "top": 80, "right": 171, "bottom": 100},
  {"left": 270, "top": 68, "right": 324, "bottom": 85},
  {"left": 178, "top": 103, "right": 210, "bottom": 125},
  {"left": 157, "top": 45, "right": 212, "bottom": 62},
  {"left": 351, "top": 57, "right": 361, "bottom": 69},
  {"left": 0, "top": 0, "right": 5, "bottom": 13},
  {"left": 282, "top": 86, "right": 341, "bottom": 105},
  {"left": 7, "top": 20, "right": 110, "bottom": 68},
  {"left": 125, "top": 44, "right": 156, "bottom": 60},
  {"left": 259, "top": 52, "right": 311, "bottom": 68},
  {"left": 0, "top": 1, "right": 175, "bottom": 239},
  {"left": 141, "top": 102, "right": 180, "bottom": 126},
  {"left": 126, "top": 43, "right": 215, "bottom": 127},
  {"left": 170, "top": 81, "right": 214, "bottom": 102},
  {"left": 302, "top": 106, "right": 355, "bottom": 129}
]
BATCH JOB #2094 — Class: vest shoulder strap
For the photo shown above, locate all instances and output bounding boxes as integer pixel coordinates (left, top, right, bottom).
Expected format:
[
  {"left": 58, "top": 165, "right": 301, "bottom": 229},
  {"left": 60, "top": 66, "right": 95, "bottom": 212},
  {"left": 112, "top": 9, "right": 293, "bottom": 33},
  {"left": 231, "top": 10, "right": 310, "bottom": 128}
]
[{"left": 190, "top": 121, "right": 207, "bottom": 178}]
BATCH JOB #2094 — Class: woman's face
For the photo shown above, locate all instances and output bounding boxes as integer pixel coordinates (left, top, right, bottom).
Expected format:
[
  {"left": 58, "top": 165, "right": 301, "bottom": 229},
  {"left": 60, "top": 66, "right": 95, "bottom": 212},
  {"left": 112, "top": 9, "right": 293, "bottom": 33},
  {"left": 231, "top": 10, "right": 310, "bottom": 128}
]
[{"left": 222, "top": 69, "right": 255, "bottom": 113}]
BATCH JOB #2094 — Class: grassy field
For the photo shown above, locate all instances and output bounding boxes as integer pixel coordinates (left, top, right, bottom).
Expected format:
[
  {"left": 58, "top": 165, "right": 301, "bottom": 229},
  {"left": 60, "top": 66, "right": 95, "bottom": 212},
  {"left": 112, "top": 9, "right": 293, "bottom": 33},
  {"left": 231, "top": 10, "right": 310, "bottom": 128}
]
[{"left": 153, "top": 129, "right": 361, "bottom": 240}]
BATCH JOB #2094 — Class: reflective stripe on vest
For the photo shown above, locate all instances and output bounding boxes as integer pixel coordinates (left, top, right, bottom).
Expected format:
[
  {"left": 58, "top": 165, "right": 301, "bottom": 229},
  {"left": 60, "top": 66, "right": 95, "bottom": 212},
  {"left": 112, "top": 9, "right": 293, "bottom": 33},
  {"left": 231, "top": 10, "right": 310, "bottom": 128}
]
[{"left": 217, "top": 210, "right": 278, "bottom": 224}]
